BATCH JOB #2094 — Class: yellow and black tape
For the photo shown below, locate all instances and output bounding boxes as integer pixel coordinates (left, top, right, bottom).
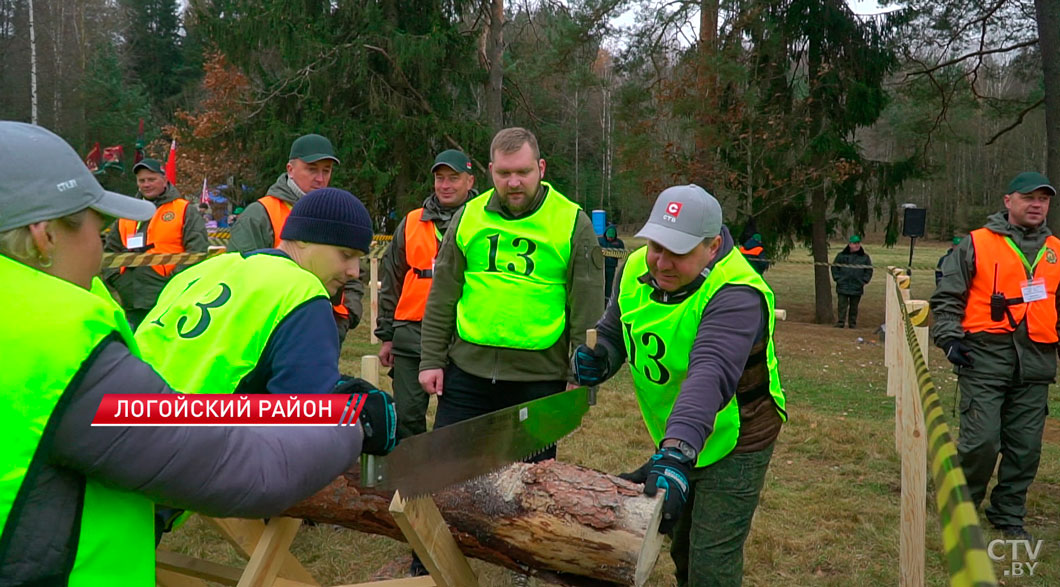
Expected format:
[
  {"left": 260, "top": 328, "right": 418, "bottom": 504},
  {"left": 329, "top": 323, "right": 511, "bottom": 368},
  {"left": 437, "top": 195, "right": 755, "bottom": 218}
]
[
  {"left": 891, "top": 272, "right": 997, "bottom": 587},
  {"left": 101, "top": 249, "right": 226, "bottom": 269}
]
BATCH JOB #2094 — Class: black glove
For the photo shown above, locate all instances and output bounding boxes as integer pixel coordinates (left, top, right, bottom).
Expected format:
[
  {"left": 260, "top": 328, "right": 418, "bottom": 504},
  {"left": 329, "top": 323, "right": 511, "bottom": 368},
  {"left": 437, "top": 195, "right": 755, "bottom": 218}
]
[
  {"left": 336, "top": 377, "right": 397, "bottom": 455},
  {"left": 940, "top": 338, "right": 974, "bottom": 368},
  {"left": 624, "top": 448, "right": 693, "bottom": 535},
  {"left": 571, "top": 343, "right": 610, "bottom": 386},
  {"left": 617, "top": 458, "right": 653, "bottom": 484}
]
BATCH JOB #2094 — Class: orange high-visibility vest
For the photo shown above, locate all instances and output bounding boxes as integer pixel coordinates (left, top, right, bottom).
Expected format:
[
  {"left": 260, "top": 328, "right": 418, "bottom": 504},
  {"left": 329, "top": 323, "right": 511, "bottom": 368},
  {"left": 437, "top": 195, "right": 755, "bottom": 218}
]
[
  {"left": 962, "top": 228, "right": 1060, "bottom": 343},
  {"left": 260, "top": 195, "right": 350, "bottom": 319},
  {"left": 394, "top": 208, "right": 439, "bottom": 321},
  {"left": 740, "top": 245, "right": 764, "bottom": 256},
  {"left": 258, "top": 196, "right": 292, "bottom": 247},
  {"left": 118, "top": 198, "right": 189, "bottom": 277}
]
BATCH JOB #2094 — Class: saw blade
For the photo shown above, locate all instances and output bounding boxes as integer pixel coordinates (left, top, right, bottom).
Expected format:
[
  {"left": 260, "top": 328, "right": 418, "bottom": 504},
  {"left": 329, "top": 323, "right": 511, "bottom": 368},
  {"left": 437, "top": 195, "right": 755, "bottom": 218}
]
[{"left": 363, "top": 385, "right": 590, "bottom": 498}]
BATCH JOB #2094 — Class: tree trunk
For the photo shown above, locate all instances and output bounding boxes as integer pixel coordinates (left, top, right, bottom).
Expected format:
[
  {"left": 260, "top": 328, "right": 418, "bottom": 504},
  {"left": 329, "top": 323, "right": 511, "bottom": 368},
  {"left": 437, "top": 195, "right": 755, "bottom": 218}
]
[
  {"left": 485, "top": 0, "right": 504, "bottom": 133},
  {"left": 1037, "top": 0, "right": 1060, "bottom": 234},
  {"left": 699, "top": 0, "right": 718, "bottom": 50},
  {"left": 284, "top": 460, "right": 664, "bottom": 586},
  {"left": 811, "top": 186, "right": 834, "bottom": 324}
]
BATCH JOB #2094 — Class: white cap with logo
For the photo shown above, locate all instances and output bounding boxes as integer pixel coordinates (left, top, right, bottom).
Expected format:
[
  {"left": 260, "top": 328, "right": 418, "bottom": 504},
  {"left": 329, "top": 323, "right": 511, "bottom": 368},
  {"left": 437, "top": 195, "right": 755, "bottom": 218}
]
[
  {"left": 635, "top": 184, "right": 722, "bottom": 254},
  {"left": 0, "top": 121, "right": 155, "bottom": 233}
]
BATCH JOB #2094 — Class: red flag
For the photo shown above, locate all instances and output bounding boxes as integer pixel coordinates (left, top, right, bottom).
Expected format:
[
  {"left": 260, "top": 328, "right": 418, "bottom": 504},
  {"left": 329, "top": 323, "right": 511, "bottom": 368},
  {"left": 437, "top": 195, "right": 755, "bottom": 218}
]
[
  {"left": 164, "top": 139, "right": 177, "bottom": 184},
  {"left": 200, "top": 177, "right": 210, "bottom": 206},
  {"left": 85, "top": 142, "right": 101, "bottom": 173},
  {"left": 102, "top": 145, "right": 124, "bottom": 170},
  {"left": 134, "top": 119, "right": 145, "bottom": 164}
]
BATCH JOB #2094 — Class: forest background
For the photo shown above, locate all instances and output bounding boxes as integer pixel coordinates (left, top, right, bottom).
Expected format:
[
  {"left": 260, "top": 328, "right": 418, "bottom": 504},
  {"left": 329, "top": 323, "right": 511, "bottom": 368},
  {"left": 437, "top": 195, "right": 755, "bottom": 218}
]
[{"left": 1, "top": 0, "right": 1058, "bottom": 324}]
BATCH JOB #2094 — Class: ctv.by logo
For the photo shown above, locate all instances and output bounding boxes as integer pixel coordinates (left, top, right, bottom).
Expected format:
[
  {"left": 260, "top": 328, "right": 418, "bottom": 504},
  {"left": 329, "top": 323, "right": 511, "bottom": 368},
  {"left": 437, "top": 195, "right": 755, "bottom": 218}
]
[
  {"left": 662, "top": 201, "right": 682, "bottom": 223},
  {"left": 988, "top": 538, "right": 1044, "bottom": 577}
]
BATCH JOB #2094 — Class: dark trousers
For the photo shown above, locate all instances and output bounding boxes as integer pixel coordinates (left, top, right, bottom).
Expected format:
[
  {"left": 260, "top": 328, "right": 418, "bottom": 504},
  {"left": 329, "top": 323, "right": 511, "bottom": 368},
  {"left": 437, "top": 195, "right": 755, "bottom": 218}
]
[
  {"left": 836, "top": 293, "right": 861, "bottom": 327},
  {"left": 390, "top": 324, "right": 429, "bottom": 440},
  {"left": 670, "top": 443, "right": 775, "bottom": 586},
  {"left": 434, "top": 363, "right": 566, "bottom": 462},
  {"left": 957, "top": 375, "right": 1048, "bottom": 528},
  {"left": 393, "top": 351, "right": 428, "bottom": 439}
]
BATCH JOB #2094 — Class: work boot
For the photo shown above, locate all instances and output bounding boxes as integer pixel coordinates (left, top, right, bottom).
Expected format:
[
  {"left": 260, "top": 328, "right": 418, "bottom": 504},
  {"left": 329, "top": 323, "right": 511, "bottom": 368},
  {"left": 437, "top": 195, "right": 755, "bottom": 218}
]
[
  {"left": 998, "top": 525, "right": 1035, "bottom": 542},
  {"left": 848, "top": 323, "right": 857, "bottom": 328},
  {"left": 834, "top": 322, "right": 845, "bottom": 328},
  {"left": 510, "top": 570, "right": 532, "bottom": 586}
]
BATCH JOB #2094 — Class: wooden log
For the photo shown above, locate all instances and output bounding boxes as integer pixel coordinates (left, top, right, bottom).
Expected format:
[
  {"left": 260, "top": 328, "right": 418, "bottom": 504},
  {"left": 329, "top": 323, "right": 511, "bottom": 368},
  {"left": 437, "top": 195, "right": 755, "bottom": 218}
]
[{"left": 283, "top": 460, "right": 663, "bottom": 586}]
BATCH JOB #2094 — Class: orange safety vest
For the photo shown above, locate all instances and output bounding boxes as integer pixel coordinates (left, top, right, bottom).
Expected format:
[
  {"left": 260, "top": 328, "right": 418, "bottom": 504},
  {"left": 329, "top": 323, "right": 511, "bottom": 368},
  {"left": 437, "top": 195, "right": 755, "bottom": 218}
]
[
  {"left": 962, "top": 228, "right": 1060, "bottom": 344},
  {"left": 117, "top": 198, "right": 188, "bottom": 277},
  {"left": 740, "top": 245, "right": 764, "bottom": 256},
  {"left": 258, "top": 196, "right": 292, "bottom": 247},
  {"left": 260, "top": 195, "right": 350, "bottom": 319},
  {"left": 394, "top": 208, "right": 439, "bottom": 321}
]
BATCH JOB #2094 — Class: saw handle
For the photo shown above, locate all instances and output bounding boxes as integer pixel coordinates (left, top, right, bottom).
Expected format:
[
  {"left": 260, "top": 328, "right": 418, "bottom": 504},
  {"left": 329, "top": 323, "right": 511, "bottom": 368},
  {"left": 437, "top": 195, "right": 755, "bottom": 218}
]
[{"left": 586, "top": 329, "right": 598, "bottom": 406}]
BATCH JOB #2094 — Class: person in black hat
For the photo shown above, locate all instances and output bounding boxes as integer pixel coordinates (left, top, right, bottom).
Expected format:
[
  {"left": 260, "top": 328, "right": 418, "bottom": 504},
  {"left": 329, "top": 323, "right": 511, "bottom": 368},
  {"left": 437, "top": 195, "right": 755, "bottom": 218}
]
[
  {"left": 101, "top": 157, "right": 208, "bottom": 328},
  {"left": 137, "top": 187, "right": 383, "bottom": 400},
  {"left": 0, "top": 122, "right": 394, "bottom": 584},
  {"left": 930, "top": 171, "right": 1058, "bottom": 542},
  {"left": 229, "top": 133, "right": 365, "bottom": 346}
]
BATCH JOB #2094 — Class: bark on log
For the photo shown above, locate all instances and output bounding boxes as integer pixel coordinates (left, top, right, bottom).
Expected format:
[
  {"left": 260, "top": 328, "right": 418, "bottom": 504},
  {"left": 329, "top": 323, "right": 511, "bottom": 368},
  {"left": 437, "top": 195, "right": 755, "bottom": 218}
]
[{"left": 283, "top": 459, "right": 664, "bottom": 586}]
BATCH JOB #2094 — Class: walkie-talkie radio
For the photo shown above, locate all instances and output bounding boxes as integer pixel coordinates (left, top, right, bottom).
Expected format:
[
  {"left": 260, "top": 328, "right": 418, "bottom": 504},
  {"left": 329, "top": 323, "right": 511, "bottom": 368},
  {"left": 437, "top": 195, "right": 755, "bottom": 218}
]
[{"left": 990, "top": 264, "right": 1006, "bottom": 322}]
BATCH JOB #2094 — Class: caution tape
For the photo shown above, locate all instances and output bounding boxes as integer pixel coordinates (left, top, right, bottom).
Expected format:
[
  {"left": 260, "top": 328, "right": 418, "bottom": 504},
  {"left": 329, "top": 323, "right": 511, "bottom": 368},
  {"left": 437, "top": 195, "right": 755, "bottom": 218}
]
[
  {"left": 602, "top": 246, "right": 938, "bottom": 270},
  {"left": 890, "top": 269, "right": 997, "bottom": 587},
  {"left": 101, "top": 248, "right": 226, "bottom": 269}
]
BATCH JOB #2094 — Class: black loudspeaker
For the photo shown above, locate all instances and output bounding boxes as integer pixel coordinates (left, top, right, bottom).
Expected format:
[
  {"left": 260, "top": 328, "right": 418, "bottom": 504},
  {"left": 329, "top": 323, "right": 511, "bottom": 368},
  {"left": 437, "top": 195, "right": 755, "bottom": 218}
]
[{"left": 903, "top": 208, "right": 926, "bottom": 238}]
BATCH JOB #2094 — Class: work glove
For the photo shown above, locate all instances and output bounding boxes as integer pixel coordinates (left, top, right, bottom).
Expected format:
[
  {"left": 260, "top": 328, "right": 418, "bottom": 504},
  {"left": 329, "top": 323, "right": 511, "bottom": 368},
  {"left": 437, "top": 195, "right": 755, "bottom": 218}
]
[
  {"left": 617, "top": 458, "right": 653, "bottom": 484},
  {"left": 940, "top": 338, "right": 974, "bottom": 368},
  {"left": 624, "top": 447, "right": 693, "bottom": 535},
  {"left": 571, "top": 343, "right": 610, "bottom": 386},
  {"left": 335, "top": 377, "right": 397, "bottom": 456}
]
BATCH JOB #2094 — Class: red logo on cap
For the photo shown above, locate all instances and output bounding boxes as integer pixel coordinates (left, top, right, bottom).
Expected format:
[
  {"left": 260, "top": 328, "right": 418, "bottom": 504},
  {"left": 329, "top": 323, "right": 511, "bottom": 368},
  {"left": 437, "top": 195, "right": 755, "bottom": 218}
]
[{"left": 666, "top": 202, "right": 683, "bottom": 217}]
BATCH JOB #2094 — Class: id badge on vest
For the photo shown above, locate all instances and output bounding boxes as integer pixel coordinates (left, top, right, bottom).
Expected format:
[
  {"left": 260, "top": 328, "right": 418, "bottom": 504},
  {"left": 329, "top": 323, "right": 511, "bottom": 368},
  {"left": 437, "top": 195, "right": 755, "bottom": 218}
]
[
  {"left": 126, "top": 232, "right": 145, "bottom": 249},
  {"left": 1021, "top": 277, "right": 1048, "bottom": 303}
]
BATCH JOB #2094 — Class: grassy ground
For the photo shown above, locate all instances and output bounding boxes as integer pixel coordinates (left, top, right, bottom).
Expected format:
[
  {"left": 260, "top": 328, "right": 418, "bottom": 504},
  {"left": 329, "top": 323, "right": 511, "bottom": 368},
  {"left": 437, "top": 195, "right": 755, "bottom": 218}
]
[{"left": 162, "top": 236, "right": 1060, "bottom": 585}]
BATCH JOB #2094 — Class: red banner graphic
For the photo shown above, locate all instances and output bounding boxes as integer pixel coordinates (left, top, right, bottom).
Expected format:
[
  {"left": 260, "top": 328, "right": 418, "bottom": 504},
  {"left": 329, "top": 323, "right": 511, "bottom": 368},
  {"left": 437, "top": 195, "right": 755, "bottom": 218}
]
[{"left": 91, "top": 394, "right": 367, "bottom": 426}]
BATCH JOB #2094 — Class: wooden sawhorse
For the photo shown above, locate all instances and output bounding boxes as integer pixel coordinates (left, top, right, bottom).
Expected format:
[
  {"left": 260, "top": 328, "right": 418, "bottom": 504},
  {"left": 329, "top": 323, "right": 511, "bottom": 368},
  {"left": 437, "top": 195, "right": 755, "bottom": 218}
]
[{"left": 155, "top": 356, "right": 477, "bottom": 587}]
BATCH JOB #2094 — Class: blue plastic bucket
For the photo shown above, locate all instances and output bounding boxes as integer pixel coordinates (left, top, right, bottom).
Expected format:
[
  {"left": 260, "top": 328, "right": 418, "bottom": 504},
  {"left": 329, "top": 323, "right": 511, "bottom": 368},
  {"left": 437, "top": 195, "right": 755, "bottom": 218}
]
[{"left": 591, "top": 209, "right": 606, "bottom": 236}]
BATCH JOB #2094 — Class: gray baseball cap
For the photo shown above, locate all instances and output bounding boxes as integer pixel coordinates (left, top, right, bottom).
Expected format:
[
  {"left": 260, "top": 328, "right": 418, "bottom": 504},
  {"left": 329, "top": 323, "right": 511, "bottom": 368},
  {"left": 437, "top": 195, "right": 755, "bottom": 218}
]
[
  {"left": 0, "top": 121, "right": 155, "bottom": 232},
  {"left": 635, "top": 184, "right": 722, "bottom": 254}
]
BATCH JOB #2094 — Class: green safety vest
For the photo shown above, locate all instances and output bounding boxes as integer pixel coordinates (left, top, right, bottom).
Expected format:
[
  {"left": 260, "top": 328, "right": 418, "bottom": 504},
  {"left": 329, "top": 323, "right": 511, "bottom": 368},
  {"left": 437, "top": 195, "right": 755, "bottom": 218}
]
[
  {"left": 454, "top": 182, "right": 581, "bottom": 350},
  {"left": 136, "top": 252, "right": 328, "bottom": 394},
  {"left": 0, "top": 256, "right": 155, "bottom": 585},
  {"left": 617, "top": 246, "right": 787, "bottom": 468}
]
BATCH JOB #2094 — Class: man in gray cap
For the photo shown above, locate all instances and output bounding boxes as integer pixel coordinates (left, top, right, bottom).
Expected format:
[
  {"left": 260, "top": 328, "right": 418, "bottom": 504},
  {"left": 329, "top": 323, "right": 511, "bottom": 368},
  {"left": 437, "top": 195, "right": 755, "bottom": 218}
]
[
  {"left": 931, "top": 171, "right": 1059, "bottom": 542},
  {"left": 229, "top": 133, "right": 365, "bottom": 344},
  {"left": 102, "top": 157, "right": 208, "bottom": 328},
  {"left": 376, "top": 149, "right": 477, "bottom": 441},
  {"left": 571, "top": 184, "right": 787, "bottom": 586}
]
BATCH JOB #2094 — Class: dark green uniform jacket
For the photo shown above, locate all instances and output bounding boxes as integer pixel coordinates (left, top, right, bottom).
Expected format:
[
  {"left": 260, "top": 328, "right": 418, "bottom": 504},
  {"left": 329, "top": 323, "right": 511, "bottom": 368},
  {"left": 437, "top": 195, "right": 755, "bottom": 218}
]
[
  {"left": 419, "top": 183, "right": 604, "bottom": 381},
  {"left": 830, "top": 246, "right": 873, "bottom": 295},
  {"left": 103, "top": 184, "right": 208, "bottom": 311},
  {"left": 374, "top": 192, "right": 475, "bottom": 354},
  {"left": 930, "top": 210, "right": 1060, "bottom": 383}
]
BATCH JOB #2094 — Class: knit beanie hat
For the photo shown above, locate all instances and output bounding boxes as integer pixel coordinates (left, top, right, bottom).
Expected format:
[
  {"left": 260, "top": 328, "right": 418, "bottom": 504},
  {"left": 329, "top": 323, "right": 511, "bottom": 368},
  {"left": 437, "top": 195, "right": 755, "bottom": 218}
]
[{"left": 280, "top": 187, "right": 373, "bottom": 253}]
